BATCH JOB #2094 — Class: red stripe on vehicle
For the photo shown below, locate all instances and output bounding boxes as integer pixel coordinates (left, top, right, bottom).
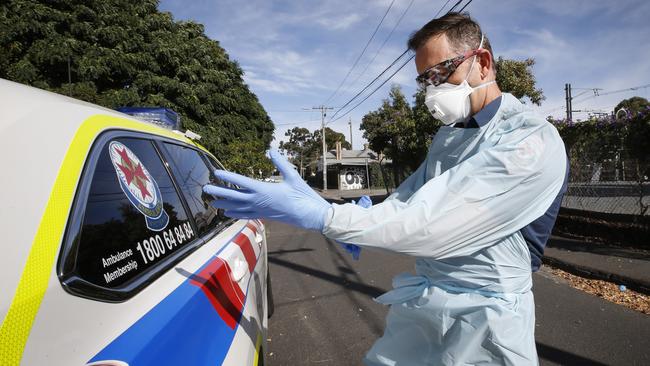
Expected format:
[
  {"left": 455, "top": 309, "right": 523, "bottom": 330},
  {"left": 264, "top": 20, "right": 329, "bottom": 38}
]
[
  {"left": 189, "top": 257, "right": 245, "bottom": 329},
  {"left": 246, "top": 221, "right": 258, "bottom": 234},
  {"left": 233, "top": 233, "right": 256, "bottom": 273}
]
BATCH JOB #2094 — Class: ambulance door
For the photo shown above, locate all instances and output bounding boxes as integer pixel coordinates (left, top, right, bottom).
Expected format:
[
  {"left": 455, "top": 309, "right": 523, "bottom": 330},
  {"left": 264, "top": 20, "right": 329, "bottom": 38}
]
[
  {"left": 201, "top": 151, "right": 269, "bottom": 364},
  {"left": 158, "top": 142, "right": 266, "bottom": 365},
  {"left": 37, "top": 131, "right": 256, "bottom": 366}
]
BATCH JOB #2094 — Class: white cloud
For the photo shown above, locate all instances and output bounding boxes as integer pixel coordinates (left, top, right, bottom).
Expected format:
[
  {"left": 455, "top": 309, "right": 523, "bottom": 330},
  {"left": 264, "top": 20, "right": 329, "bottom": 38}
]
[
  {"left": 316, "top": 14, "right": 363, "bottom": 31},
  {"left": 159, "top": 0, "right": 650, "bottom": 138}
]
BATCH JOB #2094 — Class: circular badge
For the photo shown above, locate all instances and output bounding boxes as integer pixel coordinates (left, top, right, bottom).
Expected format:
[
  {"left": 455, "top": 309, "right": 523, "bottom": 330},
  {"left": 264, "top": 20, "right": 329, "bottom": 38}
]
[{"left": 108, "top": 141, "right": 169, "bottom": 231}]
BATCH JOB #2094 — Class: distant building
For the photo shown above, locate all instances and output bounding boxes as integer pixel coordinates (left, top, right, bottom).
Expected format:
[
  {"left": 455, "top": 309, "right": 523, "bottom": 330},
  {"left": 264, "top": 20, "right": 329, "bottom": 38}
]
[{"left": 315, "top": 142, "right": 391, "bottom": 190}]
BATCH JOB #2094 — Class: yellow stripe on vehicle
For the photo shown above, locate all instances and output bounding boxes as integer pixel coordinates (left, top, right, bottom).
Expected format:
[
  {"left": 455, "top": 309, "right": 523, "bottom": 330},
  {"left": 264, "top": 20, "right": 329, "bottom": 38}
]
[
  {"left": 254, "top": 332, "right": 263, "bottom": 366},
  {"left": 0, "top": 114, "right": 197, "bottom": 365}
]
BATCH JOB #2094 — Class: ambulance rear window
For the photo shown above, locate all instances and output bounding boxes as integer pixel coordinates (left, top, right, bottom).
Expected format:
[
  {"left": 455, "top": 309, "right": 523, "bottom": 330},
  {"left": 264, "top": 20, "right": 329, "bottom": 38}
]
[
  {"left": 161, "top": 143, "right": 226, "bottom": 236},
  {"left": 72, "top": 138, "right": 197, "bottom": 289}
]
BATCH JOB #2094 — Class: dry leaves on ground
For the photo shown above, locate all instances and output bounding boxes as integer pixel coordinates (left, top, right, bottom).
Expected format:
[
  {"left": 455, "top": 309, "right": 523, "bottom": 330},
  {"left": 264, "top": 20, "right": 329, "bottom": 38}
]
[{"left": 549, "top": 267, "right": 650, "bottom": 315}]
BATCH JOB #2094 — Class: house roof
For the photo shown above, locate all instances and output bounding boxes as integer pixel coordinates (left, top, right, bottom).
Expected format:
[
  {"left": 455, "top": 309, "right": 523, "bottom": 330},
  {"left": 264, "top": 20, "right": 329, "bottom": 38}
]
[
  {"left": 323, "top": 148, "right": 391, "bottom": 165},
  {"left": 326, "top": 148, "right": 373, "bottom": 159}
]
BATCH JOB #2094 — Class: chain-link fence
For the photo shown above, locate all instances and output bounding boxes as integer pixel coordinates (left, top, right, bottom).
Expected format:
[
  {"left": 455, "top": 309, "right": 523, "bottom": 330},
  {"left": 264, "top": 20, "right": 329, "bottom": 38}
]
[
  {"left": 547, "top": 109, "right": 650, "bottom": 245},
  {"left": 563, "top": 147, "right": 649, "bottom": 217},
  {"left": 555, "top": 135, "right": 650, "bottom": 248}
]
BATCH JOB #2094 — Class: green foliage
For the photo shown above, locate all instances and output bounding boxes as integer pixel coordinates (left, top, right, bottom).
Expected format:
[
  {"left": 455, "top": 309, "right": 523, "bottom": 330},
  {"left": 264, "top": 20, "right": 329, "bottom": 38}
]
[
  {"left": 614, "top": 96, "right": 650, "bottom": 116},
  {"left": 279, "top": 127, "right": 312, "bottom": 157},
  {"left": 279, "top": 126, "right": 351, "bottom": 171},
  {"left": 312, "top": 127, "right": 352, "bottom": 151},
  {"left": 495, "top": 57, "right": 545, "bottom": 105},
  {"left": 550, "top": 108, "right": 650, "bottom": 179},
  {"left": 220, "top": 139, "right": 274, "bottom": 177},
  {"left": 412, "top": 88, "right": 444, "bottom": 152},
  {"left": 279, "top": 126, "right": 314, "bottom": 174},
  {"left": 368, "top": 162, "right": 395, "bottom": 189},
  {"left": 550, "top": 107, "right": 650, "bottom": 215},
  {"left": 360, "top": 85, "right": 442, "bottom": 182},
  {"left": 0, "top": 0, "right": 273, "bottom": 174}
]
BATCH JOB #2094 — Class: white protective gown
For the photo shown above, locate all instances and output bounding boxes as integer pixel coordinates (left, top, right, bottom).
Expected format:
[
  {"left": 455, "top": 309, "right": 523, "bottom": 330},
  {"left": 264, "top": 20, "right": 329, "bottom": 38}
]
[{"left": 322, "top": 93, "right": 567, "bottom": 365}]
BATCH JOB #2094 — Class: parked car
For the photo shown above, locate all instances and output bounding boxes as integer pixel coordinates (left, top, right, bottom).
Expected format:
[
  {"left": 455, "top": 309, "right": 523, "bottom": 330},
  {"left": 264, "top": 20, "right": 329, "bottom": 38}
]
[{"left": 0, "top": 78, "right": 271, "bottom": 366}]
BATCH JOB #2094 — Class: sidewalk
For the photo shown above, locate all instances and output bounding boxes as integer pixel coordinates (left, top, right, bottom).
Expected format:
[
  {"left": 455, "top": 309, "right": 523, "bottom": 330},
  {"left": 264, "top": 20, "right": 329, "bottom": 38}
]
[
  {"left": 317, "top": 188, "right": 390, "bottom": 204},
  {"left": 543, "top": 236, "right": 650, "bottom": 294},
  {"left": 316, "top": 188, "right": 650, "bottom": 294}
]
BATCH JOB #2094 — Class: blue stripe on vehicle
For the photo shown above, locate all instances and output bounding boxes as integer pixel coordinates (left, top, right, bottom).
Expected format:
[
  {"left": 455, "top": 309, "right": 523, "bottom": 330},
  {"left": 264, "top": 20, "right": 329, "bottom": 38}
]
[
  {"left": 89, "top": 281, "right": 237, "bottom": 365},
  {"left": 89, "top": 221, "right": 259, "bottom": 366}
]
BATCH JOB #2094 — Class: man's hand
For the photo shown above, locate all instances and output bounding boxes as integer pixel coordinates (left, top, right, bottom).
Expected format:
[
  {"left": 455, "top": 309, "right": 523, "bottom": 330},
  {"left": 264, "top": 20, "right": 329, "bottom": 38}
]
[{"left": 203, "top": 150, "right": 332, "bottom": 231}]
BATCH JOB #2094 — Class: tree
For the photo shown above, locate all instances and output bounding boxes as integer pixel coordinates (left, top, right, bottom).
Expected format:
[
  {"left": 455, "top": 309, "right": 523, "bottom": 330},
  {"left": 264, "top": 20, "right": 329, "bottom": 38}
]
[
  {"left": 361, "top": 86, "right": 444, "bottom": 179},
  {"left": 279, "top": 126, "right": 351, "bottom": 178},
  {"left": 614, "top": 96, "right": 650, "bottom": 117},
  {"left": 361, "top": 85, "right": 422, "bottom": 183},
  {"left": 222, "top": 139, "right": 275, "bottom": 177},
  {"left": 312, "top": 127, "right": 352, "bottom": 152},
  {"left": 495, "top": 57, "right": 545, "bottom": 105},
  {"left": 412, "top": 88, "right": 444, "bottom": 158},
  {"left": 0, "top": 0, "right": 274, "bottom": 175},
  {"left": 279, "top": 127, "right": 314, "bottom": 177}
]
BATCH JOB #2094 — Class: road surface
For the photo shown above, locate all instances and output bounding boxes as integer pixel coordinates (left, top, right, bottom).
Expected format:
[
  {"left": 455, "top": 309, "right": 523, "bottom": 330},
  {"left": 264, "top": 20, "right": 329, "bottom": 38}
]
[{"left": 264, "top": 221, "right": 650, "bottom": 365}]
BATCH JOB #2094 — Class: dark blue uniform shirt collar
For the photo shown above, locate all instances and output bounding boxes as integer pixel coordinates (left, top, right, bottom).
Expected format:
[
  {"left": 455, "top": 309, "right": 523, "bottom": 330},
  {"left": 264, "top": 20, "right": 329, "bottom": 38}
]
[{"left": 453, "top": 95, "right": 502, "bottom": 128}]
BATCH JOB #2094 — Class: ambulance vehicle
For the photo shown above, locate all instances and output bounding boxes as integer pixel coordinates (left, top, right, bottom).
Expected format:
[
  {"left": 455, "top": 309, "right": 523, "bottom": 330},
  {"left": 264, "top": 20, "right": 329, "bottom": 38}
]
[{"left": 0, "top": 78, "right": 271, "bottom": 366}]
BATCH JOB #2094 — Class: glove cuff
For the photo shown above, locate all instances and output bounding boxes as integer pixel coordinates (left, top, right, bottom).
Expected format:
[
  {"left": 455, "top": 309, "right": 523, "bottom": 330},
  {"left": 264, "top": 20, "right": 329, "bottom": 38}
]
[{"left": 318, "top": 205, "right": 335, "bottom": 233}]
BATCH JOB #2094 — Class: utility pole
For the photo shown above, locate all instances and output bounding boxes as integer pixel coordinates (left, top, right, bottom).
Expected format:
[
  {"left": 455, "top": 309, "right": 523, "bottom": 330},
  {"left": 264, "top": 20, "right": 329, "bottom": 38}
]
[
  {"left": 568, "top": 84, "right": 572, "bottom": 121},
  {"left": 565, "top": 85, "right": 604, "bottom": 121},
  {"left": 311, "top": 105, "right": 334, "bottom": 191},
  {"left": 348, "top": 117, "right": 353, "bottom": 149},
  {"left": 565, "top": 83, "right": 573, "bottom": 121}
]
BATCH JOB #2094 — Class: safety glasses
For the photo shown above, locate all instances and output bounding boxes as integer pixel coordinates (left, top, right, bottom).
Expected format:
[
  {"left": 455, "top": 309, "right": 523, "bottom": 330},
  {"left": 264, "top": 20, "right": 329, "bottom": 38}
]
[{"left": 416, "top": 49, "right": 481, "bottom": 88}]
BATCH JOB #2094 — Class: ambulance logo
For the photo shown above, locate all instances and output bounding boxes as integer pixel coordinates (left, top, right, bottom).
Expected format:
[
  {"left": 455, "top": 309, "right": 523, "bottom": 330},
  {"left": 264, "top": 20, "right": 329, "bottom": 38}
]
[{"left": 109, "top": 141, "right": 169, "bottom": 231}]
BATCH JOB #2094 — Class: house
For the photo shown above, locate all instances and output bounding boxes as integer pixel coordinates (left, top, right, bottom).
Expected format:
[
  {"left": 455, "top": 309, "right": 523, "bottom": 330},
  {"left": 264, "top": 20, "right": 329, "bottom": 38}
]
[{"left": 315, "top": 142, "right": 391, "bottom": 190}]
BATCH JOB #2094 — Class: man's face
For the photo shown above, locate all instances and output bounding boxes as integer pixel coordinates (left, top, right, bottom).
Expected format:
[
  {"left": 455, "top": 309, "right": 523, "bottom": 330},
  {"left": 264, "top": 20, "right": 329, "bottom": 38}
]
[{"left": 414, "top": 34, "right": 488, "bottom": 115}]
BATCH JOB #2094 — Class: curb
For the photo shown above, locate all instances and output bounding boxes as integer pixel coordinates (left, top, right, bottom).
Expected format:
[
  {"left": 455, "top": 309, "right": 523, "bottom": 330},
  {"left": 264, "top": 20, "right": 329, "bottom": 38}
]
[
  {"left": 543, "top": 255, "right": 650, "bottom": 295},
  {"left": 319, "top": 196, "right": 346, "bottom": 205}
]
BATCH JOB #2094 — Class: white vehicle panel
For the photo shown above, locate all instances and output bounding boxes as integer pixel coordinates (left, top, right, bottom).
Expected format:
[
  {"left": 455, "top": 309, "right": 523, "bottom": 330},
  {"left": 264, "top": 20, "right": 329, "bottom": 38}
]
[
  {"left": 22, "top": 220, "right": 258, "bottom": 365},
  {"left": 1, "top": 79, "right": 269, "bottom": 366}
]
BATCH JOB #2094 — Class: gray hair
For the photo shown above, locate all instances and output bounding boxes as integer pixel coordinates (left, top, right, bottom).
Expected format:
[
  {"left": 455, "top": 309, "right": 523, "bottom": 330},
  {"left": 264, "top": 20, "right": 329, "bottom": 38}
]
[{"left": 407, "top": 12, "right": 494, "bottom": 61}]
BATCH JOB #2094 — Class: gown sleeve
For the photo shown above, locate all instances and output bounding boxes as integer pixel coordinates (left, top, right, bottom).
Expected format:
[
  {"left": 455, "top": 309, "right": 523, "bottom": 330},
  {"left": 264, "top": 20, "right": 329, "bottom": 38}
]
[{"left": 321, "top": 119, "right": 567, "bottom": 259}]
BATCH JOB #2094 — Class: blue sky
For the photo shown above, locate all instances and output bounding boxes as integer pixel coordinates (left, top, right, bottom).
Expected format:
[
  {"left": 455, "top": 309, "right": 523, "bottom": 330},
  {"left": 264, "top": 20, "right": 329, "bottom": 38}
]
[{"left": 158, "top": 0, "right": 650, "bottom": 150}]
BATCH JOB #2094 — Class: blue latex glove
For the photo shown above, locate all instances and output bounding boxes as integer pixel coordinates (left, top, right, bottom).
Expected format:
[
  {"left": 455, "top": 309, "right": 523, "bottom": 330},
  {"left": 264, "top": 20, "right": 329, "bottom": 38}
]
[
  {"left": 203, "top": 150, "right": 331, "bottom": 231},
  {"left": 338, "top": 195, "right": 372, "bottom": 260}
]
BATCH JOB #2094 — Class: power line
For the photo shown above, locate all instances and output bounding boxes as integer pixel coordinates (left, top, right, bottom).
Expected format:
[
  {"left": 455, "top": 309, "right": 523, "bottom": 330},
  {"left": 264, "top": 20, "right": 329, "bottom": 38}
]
[
  {"left": 594, "top": 83, "right": 650, "bottom": 97},
  {"left": 458, "top": 0, "right": 474, "bottom": 12},
  {"left": 572, "top": 83, "right": 650, "bottom": 106},
  {"left": 543, "top": 87, "right": 603, "bottom": 115},
  {"left": 325, "top": 0, "right": 474, "bottom": 124},
  {"left": 274, "top": 119, "right": 322, "bottom": 127},
  {"left": 544, "top": 84, "right": 649, "bottom": 117},
  {"left": 329, "top": 53, "right": 415, "bottom": 124},
  {"left": 327, "top": 49, "right": 411, "bottom": 122},
  {"left": 435, "top": 0, "right": 454, "bottom": 17},
  {"left": 447, "top": 0, "right": 466, "bottom": 13},
  {"left": 323, "top": 0, "right": 396, "bottom": 105},
  {"left": 341, "top": 0, "right": 416, "bottom": 99},
  {"left": 571, "top": 89, "right": 595, "bottom": 99},
  {"left": 542, "top": 104, "right": 566, "bottom": 115},
  {"left": 267, "top": 110, "right": 319, "bottom": 113}
]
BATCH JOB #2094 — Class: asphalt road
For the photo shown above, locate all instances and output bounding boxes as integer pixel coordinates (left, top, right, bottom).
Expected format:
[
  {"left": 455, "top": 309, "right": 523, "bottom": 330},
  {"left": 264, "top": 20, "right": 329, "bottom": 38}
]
[{"left": 264, "top": 221, "right": 650, "bottom": 366}]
